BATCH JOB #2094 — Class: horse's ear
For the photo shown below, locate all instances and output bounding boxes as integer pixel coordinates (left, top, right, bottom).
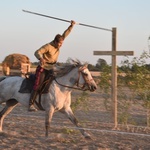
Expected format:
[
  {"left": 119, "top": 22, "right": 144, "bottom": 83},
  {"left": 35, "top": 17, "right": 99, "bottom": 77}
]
[
  {"left": 82, "top": 63, "right": 88, "bottom": 69},
  {"left": 72, "top": 59, "right": 80, "bottom": 67},
  {"left": 84, "top": 63, "right": 88, "bottom": 68},
  {"left": 79, "top": 64, "right": 88, "bottom": 71}
]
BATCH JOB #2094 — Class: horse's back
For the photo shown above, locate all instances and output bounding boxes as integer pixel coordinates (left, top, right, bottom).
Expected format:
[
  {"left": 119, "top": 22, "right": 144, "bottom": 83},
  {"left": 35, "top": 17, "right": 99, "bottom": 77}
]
[
  {"left": 0, "top": 76, "right": 23, "bottom": 85},
  {"left": 0, "top": 76, "right": 24, "bottom": 102}
]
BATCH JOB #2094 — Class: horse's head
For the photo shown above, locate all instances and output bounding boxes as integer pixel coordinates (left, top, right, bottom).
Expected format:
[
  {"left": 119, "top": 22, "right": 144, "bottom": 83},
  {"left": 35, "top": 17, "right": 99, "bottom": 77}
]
[
  {"left": 53, "top": 59, "right": 97, "bottom": 92},
  {"left": 77, "top": 64, "right": 97, "bottom": 92}
]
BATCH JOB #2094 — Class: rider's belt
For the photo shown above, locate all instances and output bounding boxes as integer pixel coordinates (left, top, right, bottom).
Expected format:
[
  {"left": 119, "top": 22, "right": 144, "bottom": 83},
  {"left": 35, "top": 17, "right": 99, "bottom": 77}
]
[{"left": 46, "top": 62, "right": 56, "bottom": 65}]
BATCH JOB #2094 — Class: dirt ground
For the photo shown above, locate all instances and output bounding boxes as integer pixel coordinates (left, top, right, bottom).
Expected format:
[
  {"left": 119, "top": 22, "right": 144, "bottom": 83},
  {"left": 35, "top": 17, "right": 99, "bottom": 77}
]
[
  {"left": 0, "top": 70, "right": 150, "bottom": 149},
  {"left": 0, "top": 89, "right": 150, "bottom": 150}
]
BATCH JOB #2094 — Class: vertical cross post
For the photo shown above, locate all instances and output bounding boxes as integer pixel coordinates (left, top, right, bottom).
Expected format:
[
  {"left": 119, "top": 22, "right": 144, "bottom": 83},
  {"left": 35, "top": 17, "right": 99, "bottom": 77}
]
[
  {"left": 112, "top": 28, "right": 117, "bottom": 128},
  {"left": 93, "top": 27, "right": 134, "bottom": 128}
]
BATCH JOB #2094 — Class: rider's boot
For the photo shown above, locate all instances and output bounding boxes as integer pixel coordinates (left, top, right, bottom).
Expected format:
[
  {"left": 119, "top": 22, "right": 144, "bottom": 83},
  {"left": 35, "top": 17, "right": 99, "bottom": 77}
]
[{"left": 28, "top": 90, "right": 38, "bottom": 111}]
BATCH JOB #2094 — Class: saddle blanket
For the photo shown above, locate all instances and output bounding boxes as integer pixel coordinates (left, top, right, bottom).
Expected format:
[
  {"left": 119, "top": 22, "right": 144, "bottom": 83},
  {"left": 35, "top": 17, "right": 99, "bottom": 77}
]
[
  {"left": 18, "top": 74, "right": 54, "bottom": 94},
  {"left": 18, "top": 74, "right": 35, "bottom": 93}
]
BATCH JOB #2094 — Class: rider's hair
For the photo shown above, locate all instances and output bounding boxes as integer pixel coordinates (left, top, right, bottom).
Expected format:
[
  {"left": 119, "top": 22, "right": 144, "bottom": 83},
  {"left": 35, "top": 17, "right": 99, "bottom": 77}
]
[{"left": 54, "top": 34, "right": 64, "bottom": 43}]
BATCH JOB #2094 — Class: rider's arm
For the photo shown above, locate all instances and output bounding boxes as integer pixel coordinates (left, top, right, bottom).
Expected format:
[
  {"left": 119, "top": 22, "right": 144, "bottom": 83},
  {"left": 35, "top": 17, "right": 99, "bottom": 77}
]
[{"left": 62, "top": 20, "right": 76, "bottom": 40}]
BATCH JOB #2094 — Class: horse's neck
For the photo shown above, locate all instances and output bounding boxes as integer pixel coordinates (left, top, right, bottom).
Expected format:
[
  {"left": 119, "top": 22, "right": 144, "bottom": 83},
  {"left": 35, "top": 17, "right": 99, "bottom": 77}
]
[{"left": 55, "top": 68, "right": 78, "bottom": 90}]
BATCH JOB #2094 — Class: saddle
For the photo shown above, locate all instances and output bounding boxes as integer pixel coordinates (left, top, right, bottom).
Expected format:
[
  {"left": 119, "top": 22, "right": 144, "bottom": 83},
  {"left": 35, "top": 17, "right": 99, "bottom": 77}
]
[
  {"left": 18, "top": 73, "right": 54, "bottom": 94},
  {"left": 18, "top": 71, "right": 54, "bottom": 111}
]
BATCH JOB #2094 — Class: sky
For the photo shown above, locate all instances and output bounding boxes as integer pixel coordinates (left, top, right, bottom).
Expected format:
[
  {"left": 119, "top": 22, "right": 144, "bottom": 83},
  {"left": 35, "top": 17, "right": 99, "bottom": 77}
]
[{"left": 1, "top": 0, "right": 150, "bottom": 65}]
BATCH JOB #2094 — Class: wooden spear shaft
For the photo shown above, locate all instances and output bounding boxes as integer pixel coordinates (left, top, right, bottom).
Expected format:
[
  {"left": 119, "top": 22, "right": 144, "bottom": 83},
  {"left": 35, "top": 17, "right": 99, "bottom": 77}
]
[{"left": 22, "top": 9, "right": 112, "bottom": 32}]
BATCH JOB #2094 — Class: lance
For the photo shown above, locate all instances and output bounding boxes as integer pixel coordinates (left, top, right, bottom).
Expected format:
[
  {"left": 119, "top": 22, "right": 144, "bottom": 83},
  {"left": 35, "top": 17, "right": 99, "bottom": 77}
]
[{"left": 22, "top": 9, "right": 112, "bottom": 32}]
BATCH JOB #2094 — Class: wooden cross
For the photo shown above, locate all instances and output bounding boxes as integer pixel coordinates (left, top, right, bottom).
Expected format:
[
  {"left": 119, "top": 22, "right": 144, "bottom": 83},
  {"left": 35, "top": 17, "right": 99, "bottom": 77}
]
[{"left": 93, "top": 28, "right": 134, "bottom": 128}]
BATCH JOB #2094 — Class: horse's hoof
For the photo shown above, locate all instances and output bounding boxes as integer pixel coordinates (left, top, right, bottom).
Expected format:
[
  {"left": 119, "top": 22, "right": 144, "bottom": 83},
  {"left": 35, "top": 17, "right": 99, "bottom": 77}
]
[
  {"left": 84, "top": 133, "right": 91, "bottom": 139},
  {"left": 85, "top": 135, "right": 91, "bottom": 139},
  {"left": 28, "top": 105, "right": 37, "bottom": 111}
]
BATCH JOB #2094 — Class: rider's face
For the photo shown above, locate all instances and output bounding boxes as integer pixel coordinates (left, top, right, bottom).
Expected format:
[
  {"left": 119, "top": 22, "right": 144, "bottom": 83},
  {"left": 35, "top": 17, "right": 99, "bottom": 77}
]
[{"left": 55, "top": 40, "right": 63, "bottom": 49}]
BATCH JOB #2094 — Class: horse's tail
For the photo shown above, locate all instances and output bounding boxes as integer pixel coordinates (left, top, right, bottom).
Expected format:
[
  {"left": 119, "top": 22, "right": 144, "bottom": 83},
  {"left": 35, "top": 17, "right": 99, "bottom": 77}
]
[{"left": 0, "top": 76, "right": 7, "bottom": 82}]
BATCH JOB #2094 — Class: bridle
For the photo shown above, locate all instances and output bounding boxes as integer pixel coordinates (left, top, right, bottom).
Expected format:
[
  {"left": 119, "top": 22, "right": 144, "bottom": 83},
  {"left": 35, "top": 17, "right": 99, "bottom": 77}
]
[{"left": 54, "top": 66, "right": 93, "bottom": 91}]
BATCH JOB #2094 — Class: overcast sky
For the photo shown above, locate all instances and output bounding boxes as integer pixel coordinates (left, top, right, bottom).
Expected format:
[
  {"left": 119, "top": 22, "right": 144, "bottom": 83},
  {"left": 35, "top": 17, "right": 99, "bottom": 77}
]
[{"left": 1, "top": 0, "right": 150, "bottom": 65}]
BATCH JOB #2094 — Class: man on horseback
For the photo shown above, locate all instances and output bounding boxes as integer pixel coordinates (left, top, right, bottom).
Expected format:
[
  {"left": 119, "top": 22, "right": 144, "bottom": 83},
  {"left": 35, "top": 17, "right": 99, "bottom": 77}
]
[{"left": 28, "top": 20, "right": 76, "bottom": 111}]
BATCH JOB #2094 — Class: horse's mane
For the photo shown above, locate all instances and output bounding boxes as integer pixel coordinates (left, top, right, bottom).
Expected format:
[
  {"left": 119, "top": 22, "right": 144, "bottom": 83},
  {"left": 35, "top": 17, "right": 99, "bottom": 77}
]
[{"left": 53, "top": 59, "right": 87, "bottom": 77}]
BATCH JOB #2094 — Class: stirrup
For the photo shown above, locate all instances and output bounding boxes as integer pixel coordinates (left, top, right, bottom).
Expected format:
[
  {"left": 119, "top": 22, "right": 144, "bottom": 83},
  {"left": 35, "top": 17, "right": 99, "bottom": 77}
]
[{"left": 28, "top": 105, "right": 37, "bottom": 111}]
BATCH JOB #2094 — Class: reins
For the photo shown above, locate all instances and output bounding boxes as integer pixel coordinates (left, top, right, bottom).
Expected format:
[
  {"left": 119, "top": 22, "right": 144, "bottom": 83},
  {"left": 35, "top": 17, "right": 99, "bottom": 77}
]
[
  {"left": 53, "top": 68, "right": 89, "bottom": 91},
  {"left": 54, "top": 76, "right": 87, "bottom": 91},
  {"left": 39, "top": 64, "right": 93, "bottom": 91}
]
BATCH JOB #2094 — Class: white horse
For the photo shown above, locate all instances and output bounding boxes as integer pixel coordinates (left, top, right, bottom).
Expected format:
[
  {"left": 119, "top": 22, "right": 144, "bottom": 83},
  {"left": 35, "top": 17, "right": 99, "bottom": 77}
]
[{"left": 0, "top": 59, "right": 97, "bottom": 138}]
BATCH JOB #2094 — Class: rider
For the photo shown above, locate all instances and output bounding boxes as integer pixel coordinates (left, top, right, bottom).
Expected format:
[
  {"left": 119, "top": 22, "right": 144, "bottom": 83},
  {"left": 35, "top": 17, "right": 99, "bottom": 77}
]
[{"left": 28, "top": 20, "right": 76, "bottom": 111}]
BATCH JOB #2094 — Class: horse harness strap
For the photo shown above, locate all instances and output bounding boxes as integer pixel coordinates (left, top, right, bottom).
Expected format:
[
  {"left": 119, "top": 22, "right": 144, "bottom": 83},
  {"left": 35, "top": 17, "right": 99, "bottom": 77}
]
[
  {"left": 76, "top": 67, "right": 92, "bottom": 90},
  {"left": 35, "top": 75, "right": 55, "bottom": 110},
  {"left": 38, "top": 75, "right": 55, "bottom": 94},
  {"left": 54, "top": 78, "right": 85, "bottom": 91}
]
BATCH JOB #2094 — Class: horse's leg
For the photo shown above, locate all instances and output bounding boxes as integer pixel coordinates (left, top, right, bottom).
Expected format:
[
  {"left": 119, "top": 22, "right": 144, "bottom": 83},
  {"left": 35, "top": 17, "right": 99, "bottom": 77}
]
[
  {"left": 45, "top": 106, "right": 54, "bottom": 137},
  {"left": 62, "top": 107, "right": 91, "bottom": 138},
  {"left": 0, "top": 99, "right": 18, "bottom": 131}
]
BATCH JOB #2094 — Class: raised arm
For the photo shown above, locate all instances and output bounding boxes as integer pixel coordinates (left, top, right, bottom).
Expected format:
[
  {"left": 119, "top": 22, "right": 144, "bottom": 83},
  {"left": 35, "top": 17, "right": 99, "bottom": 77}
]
[{"left": 62, "top": 20, "right": 76, "bottom": 39}]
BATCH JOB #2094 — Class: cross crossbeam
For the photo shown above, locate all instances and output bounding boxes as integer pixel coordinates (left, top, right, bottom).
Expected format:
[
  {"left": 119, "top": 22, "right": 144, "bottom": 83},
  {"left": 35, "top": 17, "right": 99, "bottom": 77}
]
[{"left": 94, "top": 51, "right": 134, "bottom": 56}]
